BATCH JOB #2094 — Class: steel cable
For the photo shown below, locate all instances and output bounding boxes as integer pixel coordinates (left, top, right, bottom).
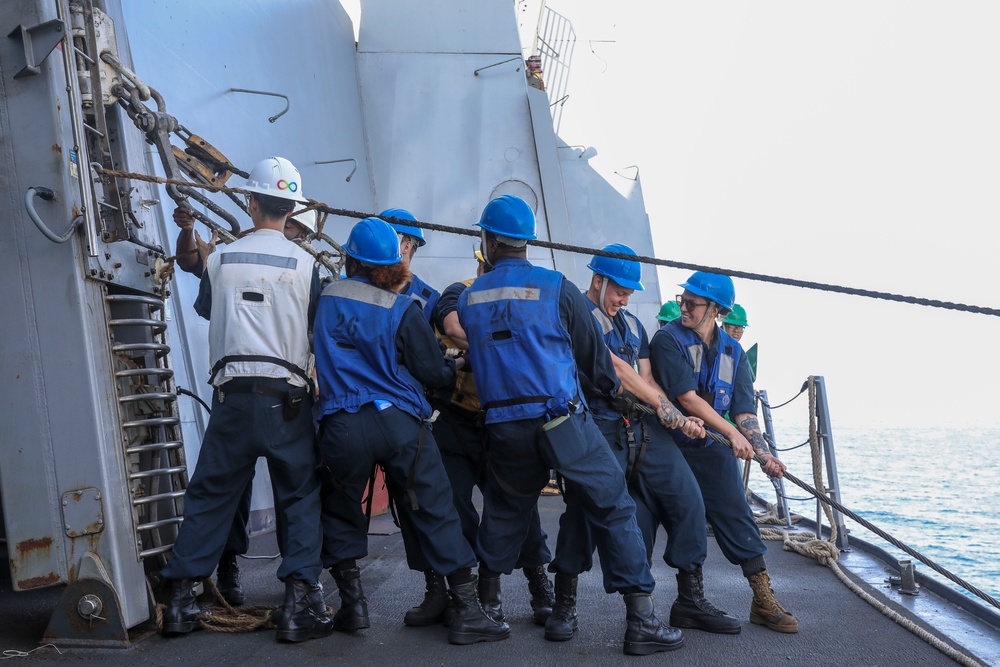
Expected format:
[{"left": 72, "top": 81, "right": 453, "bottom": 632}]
[
  {"left": 632, "top": 401, "right": 1000, "bottom": 611},
  {"left": 93, "top": 167, "right": 1000, "bottom": 318}
]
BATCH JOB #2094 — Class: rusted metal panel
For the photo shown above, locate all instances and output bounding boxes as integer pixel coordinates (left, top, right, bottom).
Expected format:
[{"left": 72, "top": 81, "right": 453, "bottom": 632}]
[
  {"left": 16, "top": 572, "right": 60, "bottom": 590},
  {"left": 10, "top": 536, "right": 59, "bottom": 591}
]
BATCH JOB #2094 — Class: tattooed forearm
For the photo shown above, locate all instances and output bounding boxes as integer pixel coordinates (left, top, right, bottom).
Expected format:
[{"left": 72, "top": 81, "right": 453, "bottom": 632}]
[
  {"left": 739, "top": 416, "right": 770, "bottom": 456},
  {"left": 657, "top": 395, "right": 684, "bottom": 429},
  {"left": 749, "top": 432, "right": 769, "bottom": 457},
  {"left": 738, "top": 415, "right": 761, "bottom": 433}
]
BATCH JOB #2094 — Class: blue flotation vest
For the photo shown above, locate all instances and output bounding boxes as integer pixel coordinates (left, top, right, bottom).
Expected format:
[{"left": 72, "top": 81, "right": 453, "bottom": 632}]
[
  {"left": 661, "top": 319, "right": 743, "bottom": 445},
  {"left": 314, "top": 277, "right": 432, "bottom": 420},
  {"left": 404, "top": 273, "right": 441, "bottom": 322},
  {"left": 588, "top": 304, "right": 643, "bottom": 421},
  {"left": 458, "top": 259, "right": 583, "bottom": 424}
]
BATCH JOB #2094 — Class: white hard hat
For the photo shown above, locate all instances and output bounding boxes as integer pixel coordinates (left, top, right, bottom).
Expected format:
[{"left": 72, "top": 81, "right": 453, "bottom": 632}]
[
  {"left": 242, "top": 156, "right": 306, "bottom": 202},
  {"left": 289, "top": 203, "right": 317, "bottom": 233}
]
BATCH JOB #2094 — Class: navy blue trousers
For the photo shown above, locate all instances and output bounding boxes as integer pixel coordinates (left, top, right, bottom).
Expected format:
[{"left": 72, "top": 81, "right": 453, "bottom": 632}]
[
  {"left": 162, "top": 379, "right": 322, "bottom": 583},
  {"left": 398, "top": 400, "right": 551, "bottom": 572},
  {"left": 680, "top": 438, "right": 766, "bottom": 566},
  {"left": 478, "top": 411, "right": 653, "bottom": 593},
  {"left": 552, "top": 416, "right": 708, "bottom": 582},
  {"left": 318, "top": 404, "right": 477, "bottom": 576}
]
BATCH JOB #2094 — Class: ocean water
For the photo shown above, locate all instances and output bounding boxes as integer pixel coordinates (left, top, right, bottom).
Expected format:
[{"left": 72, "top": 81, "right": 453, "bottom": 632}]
[{"left": 747, "top": 420, "right": 1000, "bottom": 609}]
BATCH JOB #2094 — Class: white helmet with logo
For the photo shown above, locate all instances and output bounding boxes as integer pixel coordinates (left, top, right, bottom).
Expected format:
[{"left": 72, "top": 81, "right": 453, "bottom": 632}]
[
  {"left": 242, "top": 156, "right": 306, "bottom": 202},
  {"left": 289, "top": 204, "right": 317, "bottom": 233}
]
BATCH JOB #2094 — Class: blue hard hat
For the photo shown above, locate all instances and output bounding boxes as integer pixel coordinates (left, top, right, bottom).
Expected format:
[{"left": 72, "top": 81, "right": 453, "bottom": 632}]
[
  {"left": 679, "top": 271, "right": 735, "bottom": 310},
  {"left": 345, "top": 217, "right": 403, "bottom": 265},
  {"left": 379, "top": 208, "right": 426, "bottom": 247},
  {"left": 587, "top": 243, "right": 644, "bottom": 291},
  {"left": 475, "top": 195, "right": 537, "bottom": 240}
]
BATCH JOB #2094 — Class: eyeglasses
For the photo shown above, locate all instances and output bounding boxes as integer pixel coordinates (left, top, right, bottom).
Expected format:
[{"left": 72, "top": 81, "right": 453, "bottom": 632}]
[
  {"left": 724, "top": 325, "right": 746, "bottom": 332},
  {"left": 676, "top": 295, "right": 709, "bottom": 311}
]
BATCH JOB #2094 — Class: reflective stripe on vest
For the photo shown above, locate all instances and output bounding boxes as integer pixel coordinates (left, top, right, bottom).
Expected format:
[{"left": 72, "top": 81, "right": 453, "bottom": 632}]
[
  {"left": 206, "top": 230, "right": 313, "bottom": 387},
  {"left": 405, "top": 272, "right": 441, "bottom": 322},
  {"left": 458, "top": 259, "right": 580, "bottom": 424},
  {"left": 589, "top": 305, "right": 645, "bottom": 421},
  {"left": 314, "top": 277, "right": 431, "bottom": 420}
]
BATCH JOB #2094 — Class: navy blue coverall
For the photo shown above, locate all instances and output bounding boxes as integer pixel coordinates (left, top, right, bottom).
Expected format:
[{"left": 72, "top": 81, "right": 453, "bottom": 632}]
[
  {"left": 406, "top": 281, "right": 551, "bottom": 572},
  {"left": 314, "top": 277, "right": 476, "bottom": 576},
  {"left": 458, "top": 258, "right": 653, "bottom": 594},
  {"left": 552, "top": 308, "right": 707, "bottom": 585},
  {"left": 162, "top": 241, "right": 324, "bottom": 584},
  {"left": 649, "top": 325, "right": 767, "bottom": 568}
]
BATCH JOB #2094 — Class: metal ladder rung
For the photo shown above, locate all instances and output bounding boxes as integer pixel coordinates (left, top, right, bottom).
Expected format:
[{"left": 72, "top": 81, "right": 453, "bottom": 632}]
[
  {"left": 109, "top": 318, "right": 167, "bottom": 331},
  {"left": 112, "top": 342, "right": 170, "bottom": 356},
  {"left": 118, "top": 392, "right": 177, "bottom": 404},
  {"left": 116, "top": 367, "right": 173, "bottom": 379},
  {"left": 105, "top": 294, "right": 164, "bottom": 310},
  {"left": 129, "top": 466, "right": 186, "bottom": 480},
  {"left": 126, "top": 441, "right": 183, "bottom": 455},
  {"left": 132, "top": 490, "right": 185, "bottom": 506},
  {"left": 139, "top": 544, "right": 175, "bottom": 559},
  {"left": 122, "top": 416, "right": 179, "bottom": 429},
  {"left": 135, "top": 517, "right": 183, "bottom": 532}
]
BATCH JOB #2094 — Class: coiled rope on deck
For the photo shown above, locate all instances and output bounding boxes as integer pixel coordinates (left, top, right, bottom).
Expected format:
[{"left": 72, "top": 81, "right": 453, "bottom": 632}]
[
  {"left": 757, "top": 378, "right": 988, "bottom": 667},
  {"left": 94, "top": 167, "right": 1000, "bottom": 317},
  {"left": 629, "top": 378, "right": 1000, "bottom": 613},
  {"left": 154, "top": 578, "right": 278, "bottom": 634}
]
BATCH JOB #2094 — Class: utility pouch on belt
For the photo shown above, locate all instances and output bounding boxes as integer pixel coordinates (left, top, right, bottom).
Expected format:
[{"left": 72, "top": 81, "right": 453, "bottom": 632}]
[
  {"left": 538, "top": 412, "right": 574, "bottom": 457},
  {"left": 283, "top": 385, "right": 308, "bottom": 421}
]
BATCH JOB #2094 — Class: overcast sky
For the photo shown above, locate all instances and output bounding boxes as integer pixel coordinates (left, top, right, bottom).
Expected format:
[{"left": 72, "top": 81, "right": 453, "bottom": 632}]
[
  {"left": 344, "top": 1, "right": 1000, "bottom": 428},
  {"left": 535, "top": 1, "right": 1000, "bottom": 428}
]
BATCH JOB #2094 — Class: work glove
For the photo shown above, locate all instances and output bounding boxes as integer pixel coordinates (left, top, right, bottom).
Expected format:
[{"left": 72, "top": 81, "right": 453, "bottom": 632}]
[{"left": 608, "top": 390, "right": 639, "bottom": 415}]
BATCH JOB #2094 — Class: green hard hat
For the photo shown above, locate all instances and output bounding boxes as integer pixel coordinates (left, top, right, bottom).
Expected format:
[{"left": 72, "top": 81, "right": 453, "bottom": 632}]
[
  {"left": 723, "top": 303, "right": 749, "bottom": 327},
  {"left": 656, "top": 301, "right": 682, "bottom": 322}
]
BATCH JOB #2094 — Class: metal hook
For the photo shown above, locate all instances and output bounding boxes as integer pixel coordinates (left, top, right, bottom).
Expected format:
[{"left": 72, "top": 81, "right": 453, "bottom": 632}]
[
  {"left": 229, "top": 88, "right": 290, "bottom": 123},
  {"left": 315, "top": 158, "right": 358, "bottom": 183},
  {"left": 474, "top": 56, "right": 521, "bottom": 77},
  {"left": 549, "top": 94, "right": 569, "bottom": 108},
  {"left": 558, "top": 145, "right": 597, "bottom": 160},
  {"left": 614, "top": 165, "right": 639, "bottom": 181},
  {"left": 100, "top": 51, "right": 150, "bottom": 101}
]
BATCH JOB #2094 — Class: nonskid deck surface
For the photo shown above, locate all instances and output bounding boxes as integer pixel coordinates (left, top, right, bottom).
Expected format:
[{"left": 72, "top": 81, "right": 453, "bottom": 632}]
[{"left": 0, "top": 495, "right": 977, "bottom": 666}]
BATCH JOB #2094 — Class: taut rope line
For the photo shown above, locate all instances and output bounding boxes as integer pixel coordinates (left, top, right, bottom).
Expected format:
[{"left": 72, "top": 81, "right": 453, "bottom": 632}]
[{"left": 95, "top": 167, "right": 1000, "bottom": 318}]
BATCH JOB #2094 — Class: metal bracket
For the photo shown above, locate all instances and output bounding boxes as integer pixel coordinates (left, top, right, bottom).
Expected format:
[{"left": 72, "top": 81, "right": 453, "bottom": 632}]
[
  {"left": 61, "top": 487, "right": 105, "bottom": 537},
  {"left": 7, "top": 19, "right": 66, "bottom": 79},
  {"left": 229, "top": 87, "right": 290, "bottom": 123},
  {"left": 42, "top": 572, "right": 130, "bottom": 648},
  {"left": 315, "top": 158, "right": 358, "bottom": 182},
  {"left": 474, "top": 56, "right": 521, "bottom": 76}
]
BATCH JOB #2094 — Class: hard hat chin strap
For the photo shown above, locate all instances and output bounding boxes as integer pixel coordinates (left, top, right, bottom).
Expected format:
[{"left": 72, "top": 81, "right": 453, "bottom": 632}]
[
  {"left": 479, "top": 230, "right": 495, "bottom": 271},
  {"left": 597, "top": 275, "right": 611, "bottom": 318}
]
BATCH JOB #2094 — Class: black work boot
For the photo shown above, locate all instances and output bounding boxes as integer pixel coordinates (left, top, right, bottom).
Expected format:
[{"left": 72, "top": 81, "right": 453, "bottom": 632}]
[
  {"left": 275, "top": 580, "right": 335, "bottom": 643},
  {"left": 544, "top": 574, "right": 578, "bottom": 642},
  {"left": 477, "top": 573, "right": 505, "bottom": 623},
  {"left": 161, "top": 578, "right": 210, "bottom": 636},
  {"left": 623, "top": 592, "right": 684, "bottom": 655},
  {"left": 523, "top": 566, "right": 554, "bottom": 626},
  {"left": 670, "top": 567, "right": 741, "bottom": 634},
  {"left": 447, "top": 577, "right": 511, "bottom": 645},
  {"left": 331, "top": 566, "right": 370, "bottom": 632},
  {"left": 216, "top": 553, "right": 245, "bottom": 607},
  {"left": 404, "top": 571, "right": 450, "bottom": 627}
]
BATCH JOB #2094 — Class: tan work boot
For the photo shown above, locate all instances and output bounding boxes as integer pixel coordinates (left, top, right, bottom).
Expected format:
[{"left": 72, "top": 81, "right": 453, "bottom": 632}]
[{"left": 747, "top": 570, "right": 798, "bottom": 633}]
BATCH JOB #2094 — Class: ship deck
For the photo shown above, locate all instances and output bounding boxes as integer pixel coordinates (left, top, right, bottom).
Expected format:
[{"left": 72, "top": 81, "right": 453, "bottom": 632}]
[{"left": 0, "top": 494, "right": 994, "bottom": 666}]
